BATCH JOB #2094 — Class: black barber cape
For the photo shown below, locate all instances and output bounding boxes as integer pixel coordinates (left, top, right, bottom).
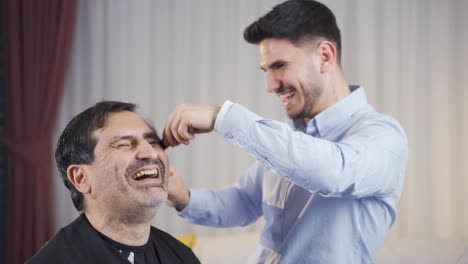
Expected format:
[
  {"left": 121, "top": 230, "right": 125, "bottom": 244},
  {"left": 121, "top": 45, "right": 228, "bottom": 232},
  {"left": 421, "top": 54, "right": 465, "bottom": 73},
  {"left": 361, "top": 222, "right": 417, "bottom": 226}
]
[{"left": 27, "top": 214, "right": 200, "bottom": 264}]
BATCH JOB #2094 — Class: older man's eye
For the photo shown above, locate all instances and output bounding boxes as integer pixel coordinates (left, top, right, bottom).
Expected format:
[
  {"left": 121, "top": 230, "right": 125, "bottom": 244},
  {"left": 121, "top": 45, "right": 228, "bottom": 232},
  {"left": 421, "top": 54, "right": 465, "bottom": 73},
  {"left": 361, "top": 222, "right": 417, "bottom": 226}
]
[{"left": 115, "top": 142, "right": 132, "bottom": 148}]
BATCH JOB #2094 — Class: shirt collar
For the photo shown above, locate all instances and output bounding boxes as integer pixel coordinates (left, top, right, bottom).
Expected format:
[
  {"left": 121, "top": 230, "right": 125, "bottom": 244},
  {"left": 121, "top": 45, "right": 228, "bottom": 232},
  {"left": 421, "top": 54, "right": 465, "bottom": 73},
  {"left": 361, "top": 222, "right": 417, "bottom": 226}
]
[{"left": 303, "top": 85, "right": 368, "bottom": 136}]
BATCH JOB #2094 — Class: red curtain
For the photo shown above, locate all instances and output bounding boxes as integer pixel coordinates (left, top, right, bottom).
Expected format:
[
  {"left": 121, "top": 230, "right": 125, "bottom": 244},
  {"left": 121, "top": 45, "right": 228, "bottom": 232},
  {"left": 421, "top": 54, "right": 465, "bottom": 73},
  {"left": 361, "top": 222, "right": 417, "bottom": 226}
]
[{"left": 1, "top": 0, "right": 77, "bottom": 262}]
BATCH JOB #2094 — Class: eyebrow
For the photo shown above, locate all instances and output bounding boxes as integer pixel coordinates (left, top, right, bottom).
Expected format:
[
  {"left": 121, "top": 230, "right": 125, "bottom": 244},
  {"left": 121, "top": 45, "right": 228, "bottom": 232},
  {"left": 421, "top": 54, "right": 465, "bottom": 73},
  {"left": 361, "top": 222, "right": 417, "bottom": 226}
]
[
  {"left": 260, "top": 60, "right": 286, "bottom": 72},
  {"left": 109, "top": 135, "right": 135, "bottom": 145},
  {"left": 109, "top": 131, "right": 158, "bottom": 143},
  {"left": 143, "top": 131, "right": 160, "bottom": 142}
]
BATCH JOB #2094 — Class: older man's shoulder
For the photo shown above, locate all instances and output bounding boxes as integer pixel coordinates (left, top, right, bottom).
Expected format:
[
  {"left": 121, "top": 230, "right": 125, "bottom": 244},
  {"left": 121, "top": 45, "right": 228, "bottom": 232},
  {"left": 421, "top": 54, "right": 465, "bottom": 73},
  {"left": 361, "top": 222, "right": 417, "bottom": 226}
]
[{"left": 27, "top": 216, "right": 88, "bottom": 264}]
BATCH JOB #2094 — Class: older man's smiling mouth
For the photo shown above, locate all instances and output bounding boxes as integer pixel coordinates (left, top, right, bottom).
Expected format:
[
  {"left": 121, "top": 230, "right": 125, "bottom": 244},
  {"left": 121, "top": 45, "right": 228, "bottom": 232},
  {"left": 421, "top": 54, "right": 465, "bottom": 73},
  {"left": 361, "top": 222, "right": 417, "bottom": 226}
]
[
  {"left": 130, "top": 166, "right": 165, "bottom": 187},
  {"left": 132, "top": 169, "right": 159, "bottom": 180}
]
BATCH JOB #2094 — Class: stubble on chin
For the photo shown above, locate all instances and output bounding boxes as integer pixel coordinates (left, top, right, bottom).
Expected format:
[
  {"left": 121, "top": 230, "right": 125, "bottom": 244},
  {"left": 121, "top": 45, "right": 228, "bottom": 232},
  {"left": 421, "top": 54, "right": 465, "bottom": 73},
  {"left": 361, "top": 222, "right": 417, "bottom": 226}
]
[
  {"left": 297, "top": 84, "right": 322, "bottom": 120},
  {"left": 136, "top": 180, "right": 168, "bottom": 208},
  {"left": 139, "top": 191, "right": 167, "bottom": 208},
  {"left": 122, "top": 159, "right": 169, "bottom": 209}
]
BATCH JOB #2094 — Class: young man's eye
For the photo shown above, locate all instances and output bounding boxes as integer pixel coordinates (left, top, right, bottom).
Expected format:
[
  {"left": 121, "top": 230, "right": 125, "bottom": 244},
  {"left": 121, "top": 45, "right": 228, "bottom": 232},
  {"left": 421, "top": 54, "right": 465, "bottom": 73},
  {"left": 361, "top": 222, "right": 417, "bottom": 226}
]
[{"left": 272, "top": 62, "right": 285, "bottom": 70}]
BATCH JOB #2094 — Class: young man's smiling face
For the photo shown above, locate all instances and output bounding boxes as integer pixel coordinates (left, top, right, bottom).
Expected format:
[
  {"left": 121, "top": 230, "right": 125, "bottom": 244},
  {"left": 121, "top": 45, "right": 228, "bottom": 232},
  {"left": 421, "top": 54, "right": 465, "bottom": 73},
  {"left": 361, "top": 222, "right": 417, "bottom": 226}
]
[
  {"left": 83, "top": 111, "right": 169, "bottom": 212},
  {"left": 259, "top": 38, "right": 325, "bottom": 122}
]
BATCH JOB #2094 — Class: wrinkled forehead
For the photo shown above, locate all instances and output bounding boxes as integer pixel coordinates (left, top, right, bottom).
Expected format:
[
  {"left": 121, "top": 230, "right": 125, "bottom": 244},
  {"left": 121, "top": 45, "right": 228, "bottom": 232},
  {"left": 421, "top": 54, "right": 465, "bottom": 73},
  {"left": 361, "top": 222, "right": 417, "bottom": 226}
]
[{"left": 93, "top": 111, "right": 159, "bottom": 143}]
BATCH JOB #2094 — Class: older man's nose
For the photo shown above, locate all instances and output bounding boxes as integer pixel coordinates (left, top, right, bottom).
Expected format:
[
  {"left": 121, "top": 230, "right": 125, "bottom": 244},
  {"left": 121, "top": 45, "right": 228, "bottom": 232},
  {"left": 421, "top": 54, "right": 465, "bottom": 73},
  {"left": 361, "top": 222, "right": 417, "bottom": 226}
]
[{"left": 136, "top": 141, "right": 158, "bottom": 160}]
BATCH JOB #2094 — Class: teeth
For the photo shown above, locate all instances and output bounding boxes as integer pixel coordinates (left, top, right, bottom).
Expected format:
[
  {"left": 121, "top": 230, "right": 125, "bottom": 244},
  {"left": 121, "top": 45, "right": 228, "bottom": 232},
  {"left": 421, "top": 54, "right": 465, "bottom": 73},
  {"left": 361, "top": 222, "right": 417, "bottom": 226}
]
[
  {"left": 133, "top": 169, "right": 158, "bottom": 179},
  {"left": 279, "top": 91, "right": 294, "bottom": 101}
]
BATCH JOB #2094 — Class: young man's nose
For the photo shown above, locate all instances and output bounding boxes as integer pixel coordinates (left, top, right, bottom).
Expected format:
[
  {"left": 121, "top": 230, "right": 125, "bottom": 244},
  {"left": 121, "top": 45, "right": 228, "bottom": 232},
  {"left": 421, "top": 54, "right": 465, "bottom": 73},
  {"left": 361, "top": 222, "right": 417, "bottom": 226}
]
[{"left": 265, "top": 73, "right": 282, "bottom": 93}]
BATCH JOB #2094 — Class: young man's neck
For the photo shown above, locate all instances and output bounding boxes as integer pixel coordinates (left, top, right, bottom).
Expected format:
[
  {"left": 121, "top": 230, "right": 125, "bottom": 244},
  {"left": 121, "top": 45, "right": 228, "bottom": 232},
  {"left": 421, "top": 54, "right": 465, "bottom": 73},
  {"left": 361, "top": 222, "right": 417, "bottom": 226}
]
[
  {"left": 85, "top": 205, "right": 158, "bottom": 246},
  {"left": 326, "top": 67, "right": 350, "bottom": 103},
  {"left": 304, "top": 70, "right": 350, "bottom": 124}
]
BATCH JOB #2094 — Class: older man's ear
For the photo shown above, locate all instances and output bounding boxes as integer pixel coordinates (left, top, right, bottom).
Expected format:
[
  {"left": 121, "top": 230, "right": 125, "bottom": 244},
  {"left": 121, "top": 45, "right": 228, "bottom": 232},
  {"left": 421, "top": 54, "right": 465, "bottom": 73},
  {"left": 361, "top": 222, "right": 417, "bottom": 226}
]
[{"left": 67, "top": 165, "right": 91, "bottom": 195}]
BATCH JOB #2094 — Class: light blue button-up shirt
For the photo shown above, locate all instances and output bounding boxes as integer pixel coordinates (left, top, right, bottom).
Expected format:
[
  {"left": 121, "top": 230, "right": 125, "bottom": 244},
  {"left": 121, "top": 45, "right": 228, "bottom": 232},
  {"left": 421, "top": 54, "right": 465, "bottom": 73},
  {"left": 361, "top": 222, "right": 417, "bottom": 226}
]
[{"left": 179, "top": 86, "right": 408, "bottom": 263}]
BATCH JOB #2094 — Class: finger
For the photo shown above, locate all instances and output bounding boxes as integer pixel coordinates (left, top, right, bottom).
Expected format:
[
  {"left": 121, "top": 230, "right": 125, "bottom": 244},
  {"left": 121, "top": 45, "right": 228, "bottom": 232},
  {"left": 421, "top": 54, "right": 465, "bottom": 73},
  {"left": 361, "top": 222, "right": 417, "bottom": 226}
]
[
  {"left": 178, "top": 115, "right": 194, "bottom": 141},
  {"left": 164, "top": 111, "right": 178, "bottom": 147},
  {"left": 162, "top": 128, "right": 176, "bottom": 148},
  {"left": 174, "top": 108, "right": 192, "bottom": 145},
  {"left": 170, "top": 109, "right": 187, "bottom": 144},
  {"left": 169, "top": 167, "right": 178, "bottom": 175}
]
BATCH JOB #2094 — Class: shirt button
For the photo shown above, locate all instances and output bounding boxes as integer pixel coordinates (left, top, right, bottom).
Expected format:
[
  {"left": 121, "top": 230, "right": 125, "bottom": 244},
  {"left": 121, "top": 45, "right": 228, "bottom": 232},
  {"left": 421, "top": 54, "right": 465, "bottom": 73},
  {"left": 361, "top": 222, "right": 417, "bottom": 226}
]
[{"left": 225, "top": 132, "right": 233, "bottom": 139}]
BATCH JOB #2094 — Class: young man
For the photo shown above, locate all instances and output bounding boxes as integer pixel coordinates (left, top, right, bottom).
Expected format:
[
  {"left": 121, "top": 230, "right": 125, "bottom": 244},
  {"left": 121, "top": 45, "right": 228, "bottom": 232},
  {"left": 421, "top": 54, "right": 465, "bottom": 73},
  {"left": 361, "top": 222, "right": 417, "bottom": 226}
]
[
  {"left": 29, "top": 101, "right": 200, "bottom": 263},
  {"left": 163, "top": 0, "right": 408, "bottom": 263}
]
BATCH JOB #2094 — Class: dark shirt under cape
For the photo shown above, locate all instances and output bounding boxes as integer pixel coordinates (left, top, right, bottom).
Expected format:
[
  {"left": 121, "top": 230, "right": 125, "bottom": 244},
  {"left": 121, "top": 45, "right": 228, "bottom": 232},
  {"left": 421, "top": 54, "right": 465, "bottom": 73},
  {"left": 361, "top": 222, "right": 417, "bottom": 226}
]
[{"left": 27, "top": 214, "right": 200, "bottom": 264}]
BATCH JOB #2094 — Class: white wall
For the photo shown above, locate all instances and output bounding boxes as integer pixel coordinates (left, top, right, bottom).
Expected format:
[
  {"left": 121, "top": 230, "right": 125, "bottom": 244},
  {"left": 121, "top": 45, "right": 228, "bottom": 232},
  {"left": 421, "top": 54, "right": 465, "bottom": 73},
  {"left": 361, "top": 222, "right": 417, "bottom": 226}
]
[{"left": 53, "top": 0, "right": 468, "bottom": 241}]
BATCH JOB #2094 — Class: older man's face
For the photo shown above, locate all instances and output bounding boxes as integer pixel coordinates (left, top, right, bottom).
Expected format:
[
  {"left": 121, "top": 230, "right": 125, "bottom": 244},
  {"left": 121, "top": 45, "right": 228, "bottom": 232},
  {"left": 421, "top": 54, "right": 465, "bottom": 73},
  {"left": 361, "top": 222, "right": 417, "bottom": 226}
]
[{"left": 85, "top": 111, "right": 168, "bottom": 211}]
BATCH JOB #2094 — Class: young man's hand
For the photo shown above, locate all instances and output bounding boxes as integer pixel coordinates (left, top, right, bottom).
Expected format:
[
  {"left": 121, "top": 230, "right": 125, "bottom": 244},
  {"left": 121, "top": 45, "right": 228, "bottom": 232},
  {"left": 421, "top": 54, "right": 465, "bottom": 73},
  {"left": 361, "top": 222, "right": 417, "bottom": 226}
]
[
  {"left": 163, "top": 104, "right": 221, "bottom": 147},
  {"left": 165, "top": 167, "right": 190, "bottom": 211}
]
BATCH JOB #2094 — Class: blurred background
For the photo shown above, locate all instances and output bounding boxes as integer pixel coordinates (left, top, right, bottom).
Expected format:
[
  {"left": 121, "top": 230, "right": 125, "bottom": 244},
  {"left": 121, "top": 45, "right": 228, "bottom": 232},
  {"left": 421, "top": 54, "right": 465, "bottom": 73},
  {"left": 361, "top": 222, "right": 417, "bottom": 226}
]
[{"left": 2, "top": 0, "right": 468, "bottom": 263}]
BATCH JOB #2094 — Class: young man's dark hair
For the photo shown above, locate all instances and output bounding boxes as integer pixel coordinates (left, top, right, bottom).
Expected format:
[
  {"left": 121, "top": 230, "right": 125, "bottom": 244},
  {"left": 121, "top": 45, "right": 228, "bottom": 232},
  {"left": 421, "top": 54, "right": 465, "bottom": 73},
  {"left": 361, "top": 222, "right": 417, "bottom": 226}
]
[
  {"left": 243, "top": 0, "right": 342, "bottom": 64},
  {"left": 55, "top": 101, "right": 161, "bottom": 211}
]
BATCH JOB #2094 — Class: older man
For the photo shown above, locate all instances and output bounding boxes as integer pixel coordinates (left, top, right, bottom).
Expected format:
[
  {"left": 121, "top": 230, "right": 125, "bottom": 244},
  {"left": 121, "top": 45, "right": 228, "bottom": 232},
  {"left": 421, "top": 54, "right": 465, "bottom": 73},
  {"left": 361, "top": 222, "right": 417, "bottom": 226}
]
[{"left": 29, "top": 101, "right": 200, "bottom": 263}]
